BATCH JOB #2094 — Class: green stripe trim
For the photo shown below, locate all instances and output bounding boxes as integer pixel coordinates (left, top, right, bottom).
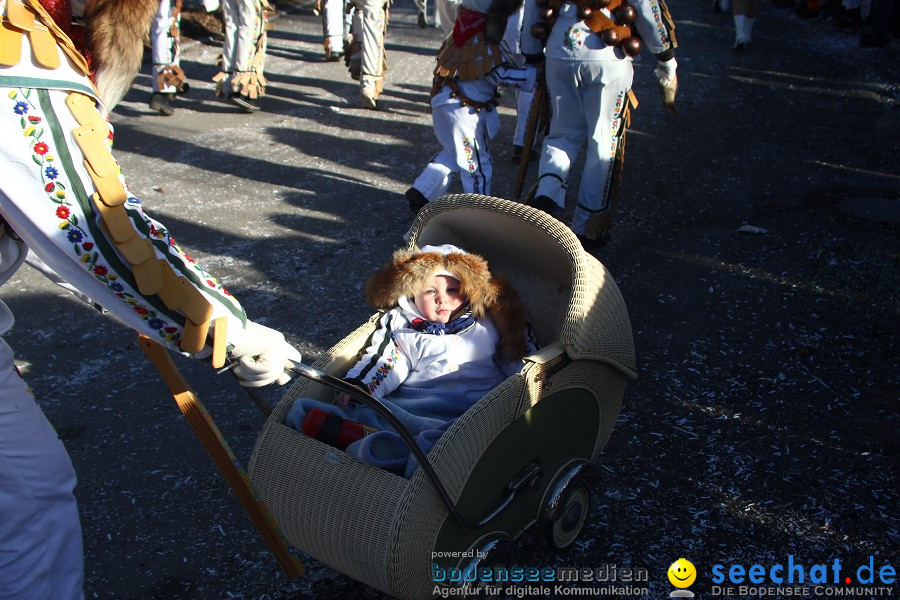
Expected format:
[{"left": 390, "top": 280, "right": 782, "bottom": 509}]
[
  {"left": 37, "top": 89, "right": 188, "bottom": 327},
  {"left": 125, "top": 212, "right": 247, "bottom": 323},
  {"left": 356, "top": 312, "right": 394, "bottom": 382},
  {"left": 1, "top": 76, "right": 96, "bottom": 99}
]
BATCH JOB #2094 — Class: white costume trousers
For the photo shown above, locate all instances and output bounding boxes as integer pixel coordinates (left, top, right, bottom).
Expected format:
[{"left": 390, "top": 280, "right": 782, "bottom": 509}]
[
  {"left": 353, "top": 0, "right": 386, "bottom": 88},
  {"left": 322, "top": 0, "right": 350, "bottom": 53},
  {"left": 411, "top": 82, "right": 500, "bottom": 199},
  {"left": 150, "top": 0, "right": 181, "bottom": 93},
  {"left": 513, "top": 87, "right": 533, "bottom": 147},
  {"left": 221, "top": 0, "right": 266, "bottom": 88},
  {"left": 536, "top": 58, "right": 633, "bottom": 236},
  {"left": 0, "top": 338, "right": 84, "bottom": 600}
]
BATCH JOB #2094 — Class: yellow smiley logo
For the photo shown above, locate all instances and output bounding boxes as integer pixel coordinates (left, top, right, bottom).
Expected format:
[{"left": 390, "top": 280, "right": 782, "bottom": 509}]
[{"left": 668, "top": 558, "right": 697, "bottom": 588}]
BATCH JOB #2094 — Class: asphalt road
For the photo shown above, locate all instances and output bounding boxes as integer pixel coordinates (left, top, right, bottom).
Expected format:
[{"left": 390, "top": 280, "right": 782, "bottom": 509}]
[{"left": 2, "top": 0, "right": 897, "bottom": 598}]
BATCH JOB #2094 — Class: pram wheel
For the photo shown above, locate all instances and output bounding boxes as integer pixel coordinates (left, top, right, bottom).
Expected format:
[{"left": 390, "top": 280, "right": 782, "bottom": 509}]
[
  {"left": 548, "top": 484, "right": 590, "bottom": 550},
  {"left": 542, "top": 462, "right": 594, "bottom": 550}
]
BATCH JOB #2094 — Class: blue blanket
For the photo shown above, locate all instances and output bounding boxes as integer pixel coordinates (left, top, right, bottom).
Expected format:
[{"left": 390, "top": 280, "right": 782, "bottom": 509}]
[{"left": 286, "top": 395, "right": 459, "bottom": 478}]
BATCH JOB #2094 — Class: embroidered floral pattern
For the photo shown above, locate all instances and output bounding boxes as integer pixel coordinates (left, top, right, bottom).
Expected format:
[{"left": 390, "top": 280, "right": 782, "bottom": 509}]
[
  {"left": 366, "top": 342, "right": 399, "bottom": 392},
  {"left": 564, "top": 25, "right": 585, "bottom": 50},
  {"left": 462, "top": 136, "right": 481, "bottom": 194},
  {"left": 8, "top": 88, "right": 182, "bottom": 344},
  {"left": 603, "top": 90, "right": 627, "bottom": 193},
  {"left": 650, "top": 3, "right": 670, "bottom": 45}
]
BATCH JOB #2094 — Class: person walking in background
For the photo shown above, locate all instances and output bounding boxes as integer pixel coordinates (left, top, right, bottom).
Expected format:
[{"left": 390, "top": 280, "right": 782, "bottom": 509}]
[
  {"left": 404, "top": 0, "right": 537, "bottom": 213},
  {"left": 149, "top": 0, "right": 190, "bottom": 115},
  {"left": 320, "top": 0, "right": 351, "bottom": 61},
  {"left": 732, "top": 0, "right": 757, "bottom": 49},
  {"left": 214, "top": 0, "right": 271, "bottom": 112},
  {"left": 520, "top": 0, "right": 678, "bottom": 250},
  {"left": 346, "top": 0, "right": 389, "bottom": 109},
  {"left": 503, "top": 2, "right": 537, "bottom": 163}
]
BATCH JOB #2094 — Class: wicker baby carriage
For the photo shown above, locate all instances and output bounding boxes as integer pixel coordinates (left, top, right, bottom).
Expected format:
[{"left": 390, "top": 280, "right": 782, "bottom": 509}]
[{"left": 246, "top": 194, "right": 637, "bottom": 598}]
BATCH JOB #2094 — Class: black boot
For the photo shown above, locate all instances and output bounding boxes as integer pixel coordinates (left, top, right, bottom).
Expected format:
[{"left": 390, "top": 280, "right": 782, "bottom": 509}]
[
  {"left": 148, "top": 92, "right": 175, "bottom": 116},
  {"left": 405, "top": 187, "right": 428, "bottom": 215}
]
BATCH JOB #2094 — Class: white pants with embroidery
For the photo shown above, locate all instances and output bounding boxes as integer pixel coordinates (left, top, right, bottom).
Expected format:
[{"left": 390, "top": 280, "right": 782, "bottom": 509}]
[
  {"left": 535, "top": 58, "right": 633, "bottom": 236},
  {"left": 411, "top": 60, "right": 536, "bottom": 200},
  {"left": 411, "top": 82, "right": 498, "bottom": 200},
  {"left": 352, "top": 0, "right": 386, "bottom": 90},
  {"left": 221, "top": 0, "right": 266, "bottom": 90},
  {"left": 150, "top": 0, "right": 181, "bottom": 93}
]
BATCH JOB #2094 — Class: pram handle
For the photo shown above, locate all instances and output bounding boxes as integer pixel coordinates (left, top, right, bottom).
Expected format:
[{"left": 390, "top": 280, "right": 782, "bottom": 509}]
[{"left": 285, "top": 360, "right": 541, "bottom": 531}]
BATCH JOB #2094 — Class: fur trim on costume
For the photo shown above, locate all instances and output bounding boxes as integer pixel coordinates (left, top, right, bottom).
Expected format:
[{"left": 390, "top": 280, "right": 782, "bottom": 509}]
[
  {"left": 364, "top": 246, "right": 529, "bottom": 359},
  {"left": 85, "top": 0, "right": 158, "bottom": 108},
  {"left": 483, "top": 0, "right": 524, "bottom": 43}
]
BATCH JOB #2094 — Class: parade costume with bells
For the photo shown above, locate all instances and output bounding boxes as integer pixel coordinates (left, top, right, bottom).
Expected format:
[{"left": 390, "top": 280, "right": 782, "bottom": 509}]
[
  {"left": 0, "top": 0, "right": 299, "bottom": 596},
  {"left": 214, "top": 0, "right": 272, "bottom": 111},
  {"left": 521, "top": 0, "right": 677, "bottom": 246},
  {"left": 406, "top": 0, "right": 537, "bottom": 212},
  {"left": 287, "top": 245, "right": 538, "bottom": 478},
  {"left": 149, "top": 0, "right": 189, "bottom": 115}
]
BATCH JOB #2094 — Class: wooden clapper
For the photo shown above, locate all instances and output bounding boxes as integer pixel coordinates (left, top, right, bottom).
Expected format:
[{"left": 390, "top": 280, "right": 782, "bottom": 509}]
[{"left": 138, "top": 328, "right": 304, "bottom": 579}]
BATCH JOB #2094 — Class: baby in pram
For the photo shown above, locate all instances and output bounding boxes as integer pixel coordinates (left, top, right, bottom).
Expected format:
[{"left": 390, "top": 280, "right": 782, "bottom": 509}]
[{"left": 286, "top": 244, "right": 538, "bottom": 478}]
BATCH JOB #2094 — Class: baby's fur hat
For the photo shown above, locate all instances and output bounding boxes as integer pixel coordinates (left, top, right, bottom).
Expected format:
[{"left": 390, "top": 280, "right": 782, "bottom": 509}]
[{"left": 364, "top": 245, "right": 529, "bottom": 359}]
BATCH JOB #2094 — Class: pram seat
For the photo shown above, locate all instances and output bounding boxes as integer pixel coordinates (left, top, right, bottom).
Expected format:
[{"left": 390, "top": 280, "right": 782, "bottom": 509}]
[{"left": 247, "top": 194, "right": 636, "bottom": 599}]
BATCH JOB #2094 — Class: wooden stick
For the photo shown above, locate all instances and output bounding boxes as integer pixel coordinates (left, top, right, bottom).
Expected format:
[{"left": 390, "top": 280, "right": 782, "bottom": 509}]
[{"left": 137, "top": 335, "right": 304, "bottom": 579}]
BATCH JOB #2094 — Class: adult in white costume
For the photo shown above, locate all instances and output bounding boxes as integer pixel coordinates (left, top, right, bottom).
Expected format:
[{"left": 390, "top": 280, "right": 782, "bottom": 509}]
[
  {"left": 347, "top": 0, "right": 388, "bottom": 109},
  {"left": 214, "top": 0, "right": 270, "bottom": 112},
  {"left": 148, "top": 0, "right": 189, "bottom": 115},
  {"left": 520, "top": 0, "right": 678, "bottom": 248},
  {"left": 0, "top": 1, "right": 299, "bottom": 597},
  {"left": 405, "top": 0, "right": 537, "bottom": 212},
  {"left": 320, "top": 0, "right": 351, "bottom": 61},
  {"left": 503, "top": 2, "right": 535, "bottom": 163}
]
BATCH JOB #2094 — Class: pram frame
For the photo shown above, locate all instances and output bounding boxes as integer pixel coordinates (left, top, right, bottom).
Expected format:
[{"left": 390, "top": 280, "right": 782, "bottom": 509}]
[{"left": 247, "top": 194, "right": 637, "bottom": 598}]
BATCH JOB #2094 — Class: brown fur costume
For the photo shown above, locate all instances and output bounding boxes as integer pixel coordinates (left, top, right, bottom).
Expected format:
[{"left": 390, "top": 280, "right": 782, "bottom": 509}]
[
  {"left": 83, "top": 0, "right": 159, "bottom": 108},
  {"left": 483, "top": 0, "right": 524, "bottom": 43},
  {"left": 364, "top": 247, "right": 529, "bottom": 360}
]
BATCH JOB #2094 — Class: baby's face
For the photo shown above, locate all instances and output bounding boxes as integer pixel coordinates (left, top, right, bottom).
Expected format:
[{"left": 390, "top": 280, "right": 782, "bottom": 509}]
[{"left": 414, "top": 275, "right": 465, "bottom": 323}]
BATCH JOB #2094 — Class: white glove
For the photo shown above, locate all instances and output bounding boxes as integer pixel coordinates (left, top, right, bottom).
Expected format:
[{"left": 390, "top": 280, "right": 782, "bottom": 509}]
[
  {"left": 654, "top": 58, "right": 678, "bottom": 113},
  {"left": 230, "top": 321, "right": 302, "bottom": 387}
]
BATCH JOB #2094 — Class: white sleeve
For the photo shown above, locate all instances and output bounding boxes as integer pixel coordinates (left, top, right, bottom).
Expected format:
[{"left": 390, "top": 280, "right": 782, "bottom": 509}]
[
  {"left": 631, "top": 0, "right": 677, "bottom": 56},
  {"left": 343, "top": 309, "right": 412, "bottom": 400},
  {"left": 0, "top": 81, "right": 248, "bottom": 356}
]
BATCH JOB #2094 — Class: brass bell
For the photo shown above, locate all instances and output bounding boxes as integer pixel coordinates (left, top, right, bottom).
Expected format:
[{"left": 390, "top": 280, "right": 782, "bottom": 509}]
[
  {"left": 616, "top": 4, "right": 636, "bottom": 24},
  {"left": 622, "top": 36, "right": 642, "bottom": 56},
  {"left": 578, "top": 6, "right": 592, "bottom": 19},
  {"left": 530, "top": 22, "right": 550, "bottom": 39},
  {"left": 600, "top": 28, "right": 619, "bottom": 46},
  {"left": 540, "top": 6, "right": 555, "bottom": 20}
]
